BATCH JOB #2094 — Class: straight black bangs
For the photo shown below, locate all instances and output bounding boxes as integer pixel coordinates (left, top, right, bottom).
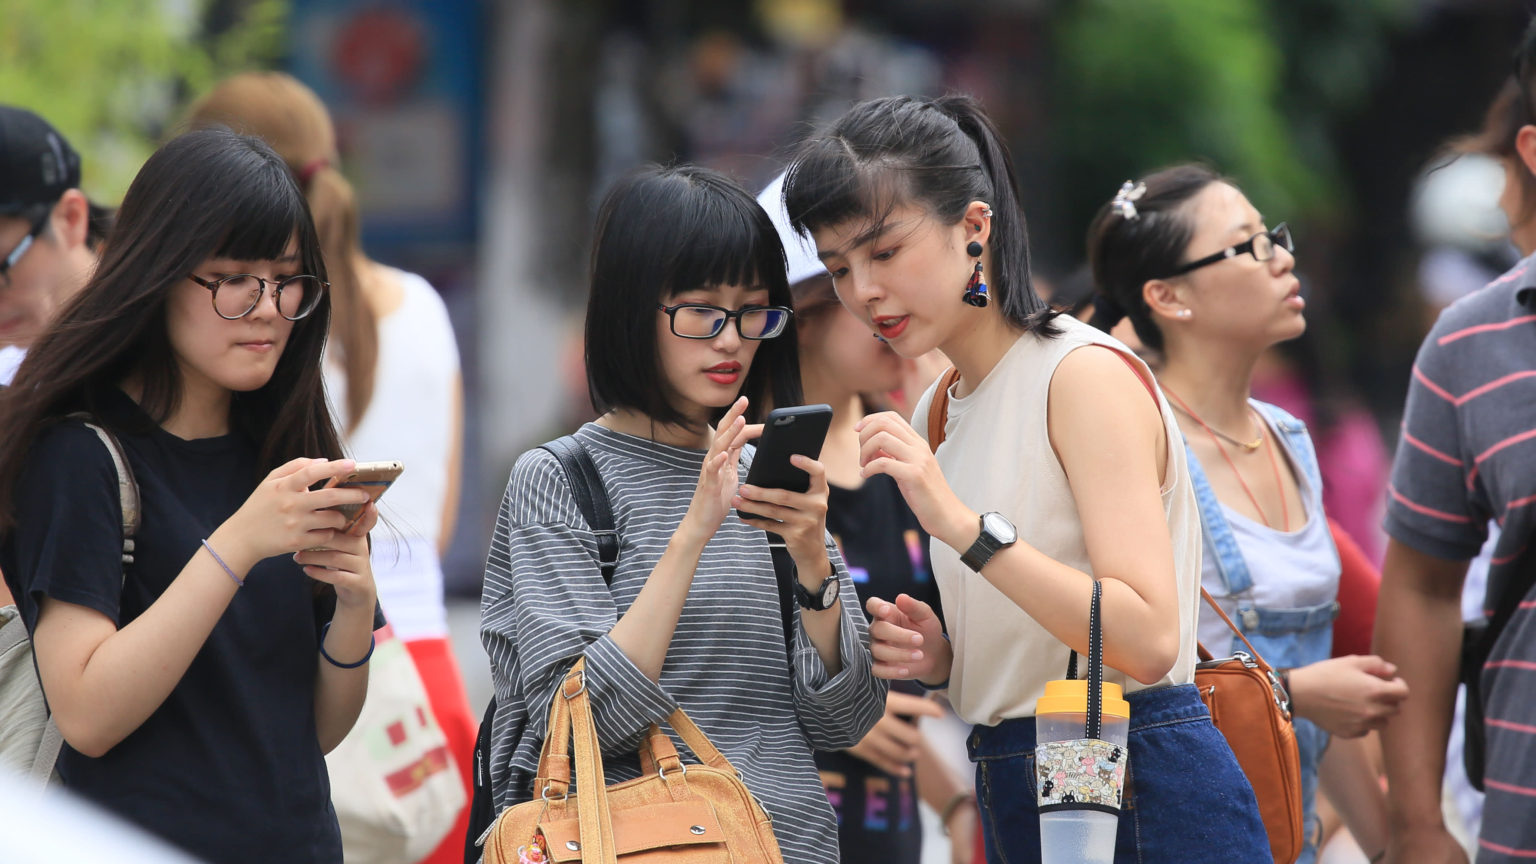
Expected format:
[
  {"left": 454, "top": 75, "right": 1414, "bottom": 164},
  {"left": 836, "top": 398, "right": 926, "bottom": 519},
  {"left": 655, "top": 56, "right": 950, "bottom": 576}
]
[
  {"left": 210, "top": 162, "right": 323, "bottom": 280},
  {"left": 645, "top": 170, "right": 789, "bottom": 301}
]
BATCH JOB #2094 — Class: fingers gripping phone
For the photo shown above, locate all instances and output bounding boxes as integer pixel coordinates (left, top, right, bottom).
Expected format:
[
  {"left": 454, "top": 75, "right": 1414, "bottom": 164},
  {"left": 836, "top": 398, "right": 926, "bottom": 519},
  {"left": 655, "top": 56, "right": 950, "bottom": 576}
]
[
  {"left": 737, "top": 404, "right": 833, "bottom": 522},
  {"left": 324, "top": 461, "right": 404, "bottom": 532}
]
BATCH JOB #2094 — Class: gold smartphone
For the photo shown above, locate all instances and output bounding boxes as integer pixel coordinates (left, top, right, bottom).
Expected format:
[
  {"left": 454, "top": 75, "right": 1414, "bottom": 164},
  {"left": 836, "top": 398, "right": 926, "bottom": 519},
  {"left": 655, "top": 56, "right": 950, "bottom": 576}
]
[{"left": 324, "top": 460, "right": 404, "bottom": 532}]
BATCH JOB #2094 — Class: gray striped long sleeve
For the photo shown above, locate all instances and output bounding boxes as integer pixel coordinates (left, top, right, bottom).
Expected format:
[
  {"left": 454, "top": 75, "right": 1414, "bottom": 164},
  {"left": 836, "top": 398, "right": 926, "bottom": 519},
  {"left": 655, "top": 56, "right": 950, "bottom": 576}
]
[{"left": 479, "top": 423, "right": 886, "bottom": 863}]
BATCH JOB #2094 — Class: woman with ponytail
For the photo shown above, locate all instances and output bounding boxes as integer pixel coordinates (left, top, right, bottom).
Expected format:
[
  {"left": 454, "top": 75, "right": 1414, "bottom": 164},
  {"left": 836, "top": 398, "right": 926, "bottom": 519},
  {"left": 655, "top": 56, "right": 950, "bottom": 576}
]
[
  {"left": 187, "top": 73, "right": 474, "bottom": 864},
  {"left": 1085, "top": 164, "right": 1409, "bottom": 863},
  {"left": 782, "top": 95, "right": 1268, "bottom": 862}
]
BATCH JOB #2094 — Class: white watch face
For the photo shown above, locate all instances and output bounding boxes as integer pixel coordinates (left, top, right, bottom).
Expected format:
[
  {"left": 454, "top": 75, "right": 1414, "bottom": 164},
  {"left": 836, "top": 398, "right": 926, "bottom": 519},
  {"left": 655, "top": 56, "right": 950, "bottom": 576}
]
[
  {"left": 821, "top": 577, "right": 840, "bottom": 606},
  {"left": 982, "top": 512, "right": 1017, "bottom": 544}
]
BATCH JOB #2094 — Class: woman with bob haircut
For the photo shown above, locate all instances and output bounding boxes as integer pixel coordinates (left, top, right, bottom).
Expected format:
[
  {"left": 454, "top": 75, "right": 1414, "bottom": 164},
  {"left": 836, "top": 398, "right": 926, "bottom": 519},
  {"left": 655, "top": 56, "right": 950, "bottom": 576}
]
[
  {"left": 0, "top": 127, "right": 382, "bottom": 863},
  {"left": 782, "top": 95, "right": 1269, "bottom": 862},
  {"left": 1087, "top": 163, "right": 1408, "bottom": 864},
  {"left": 479, "top": 164, "right": 886, "bottom": 862}
]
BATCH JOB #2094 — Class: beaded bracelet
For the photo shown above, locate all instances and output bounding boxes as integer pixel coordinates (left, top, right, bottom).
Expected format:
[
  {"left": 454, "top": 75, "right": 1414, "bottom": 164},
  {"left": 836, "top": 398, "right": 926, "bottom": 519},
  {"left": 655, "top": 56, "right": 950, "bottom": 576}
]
[
  {"left": 200, "top": 539, "right": 244, "bottom": 588},
  {"left": 318, "top": 621, "right": 375, "bottom": 669}
]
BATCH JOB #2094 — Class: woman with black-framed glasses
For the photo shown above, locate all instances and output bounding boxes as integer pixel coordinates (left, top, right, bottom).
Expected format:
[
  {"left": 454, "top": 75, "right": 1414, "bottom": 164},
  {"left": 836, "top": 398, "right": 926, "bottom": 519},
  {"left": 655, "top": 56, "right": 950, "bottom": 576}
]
[
  {"left": 0, "top": 128, "right": 381, "bottom": 863},
  {"left": 1087, "top": 164, "right": 1406, "bottom": 864},
  {"left": 479, "top": 164, "right": 885, "bottom": 862}
]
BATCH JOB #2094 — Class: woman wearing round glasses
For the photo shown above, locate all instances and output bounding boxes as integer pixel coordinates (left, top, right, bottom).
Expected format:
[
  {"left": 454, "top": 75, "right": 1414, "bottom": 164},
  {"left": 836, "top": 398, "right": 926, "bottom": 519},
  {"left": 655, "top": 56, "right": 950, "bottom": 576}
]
[
  {"left": 1087, "top": 164, "right": 1408, "bottom": 864},
  {"left": 0, "top": 128, "right": 381, "bottom": 863},
  {"left": 479, "top": 164, "right": 885, "bottom": 862}
]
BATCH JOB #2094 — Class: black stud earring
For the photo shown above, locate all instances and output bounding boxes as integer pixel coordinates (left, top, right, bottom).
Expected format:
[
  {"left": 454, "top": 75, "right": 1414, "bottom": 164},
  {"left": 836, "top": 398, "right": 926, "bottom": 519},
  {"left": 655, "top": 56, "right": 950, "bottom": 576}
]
[{"left": 962, "top": 240, "right": 989, "bottom": 307}]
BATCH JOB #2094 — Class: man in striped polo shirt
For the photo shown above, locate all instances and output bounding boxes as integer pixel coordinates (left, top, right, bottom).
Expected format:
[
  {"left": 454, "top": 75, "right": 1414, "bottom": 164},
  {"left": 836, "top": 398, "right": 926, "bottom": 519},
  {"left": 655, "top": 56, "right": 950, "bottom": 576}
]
[{"left": 1377, "top": 28, "right": 1536, "bottom": 861}]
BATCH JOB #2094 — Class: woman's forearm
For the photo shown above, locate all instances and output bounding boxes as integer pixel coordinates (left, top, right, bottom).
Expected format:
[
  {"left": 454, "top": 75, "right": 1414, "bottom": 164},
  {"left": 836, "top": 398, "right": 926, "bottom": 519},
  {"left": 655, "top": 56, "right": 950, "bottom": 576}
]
[
  {"left": 314, "top": 598, "right": 376, "bottom": 753},
  {"left": 608, "top": 526, "right": 709, "bottom": 681},
  {"left": 794, "top": 553, "right": 844, "bottom": 676},
  {"left": 32, "top": 537, "right": 249, "bottom": 757}
]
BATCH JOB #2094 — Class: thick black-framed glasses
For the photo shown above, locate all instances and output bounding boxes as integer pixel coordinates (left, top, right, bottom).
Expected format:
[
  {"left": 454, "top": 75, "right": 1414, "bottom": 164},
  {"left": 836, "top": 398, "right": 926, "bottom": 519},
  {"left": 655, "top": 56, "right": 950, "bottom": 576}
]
[
  {"left": 656, "top": 302, "right": 793, "bottom": 340},
  {"left": 1169, "top": 223, "right": 1293, "bottom": 277},
  {"left": 187, "top": 273, "right": 328, "bottom": 321},
  {"left": 0, "top": 208, "right": 50, "bottom": 289}
]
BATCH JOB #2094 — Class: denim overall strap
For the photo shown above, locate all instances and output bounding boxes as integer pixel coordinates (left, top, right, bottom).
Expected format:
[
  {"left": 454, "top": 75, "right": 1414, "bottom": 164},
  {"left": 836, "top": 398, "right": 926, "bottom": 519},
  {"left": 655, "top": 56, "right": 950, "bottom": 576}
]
[
  {"left": 1250, "top": 400, "right": 1325, "bottom": 501},
  {"left": 1184, "top": 442, "right": 1256, "bottom": 596}
]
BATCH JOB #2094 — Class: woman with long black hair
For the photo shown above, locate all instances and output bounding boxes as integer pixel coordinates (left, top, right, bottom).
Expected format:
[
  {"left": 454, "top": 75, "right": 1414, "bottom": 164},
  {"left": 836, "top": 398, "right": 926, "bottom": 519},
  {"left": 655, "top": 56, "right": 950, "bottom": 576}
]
[{"left": 0, "top": 128, "right": 381, "bottom": 863}]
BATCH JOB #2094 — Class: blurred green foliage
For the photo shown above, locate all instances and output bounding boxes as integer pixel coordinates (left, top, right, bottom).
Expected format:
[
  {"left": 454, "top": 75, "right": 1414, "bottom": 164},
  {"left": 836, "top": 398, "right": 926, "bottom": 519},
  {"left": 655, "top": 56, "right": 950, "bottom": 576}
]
[
  {"left": 0, "top": 0, "right": 289, "bottom": 204},
  {"left": 1053, "top": 0, "right": 1408, "bottom": 231}
]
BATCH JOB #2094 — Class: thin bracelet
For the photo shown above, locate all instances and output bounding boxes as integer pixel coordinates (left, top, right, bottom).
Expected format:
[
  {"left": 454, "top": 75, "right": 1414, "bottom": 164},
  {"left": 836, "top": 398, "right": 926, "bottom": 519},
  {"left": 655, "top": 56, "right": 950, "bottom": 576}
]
[
  {"left": 200, "top": 539, "right": 244, "bottom": 588},
  {"left": 318, "top": 621, "right": 375, "bottom": 669},
  {"left": 939, "top": 791, "right": 976, "bottom": 835}
]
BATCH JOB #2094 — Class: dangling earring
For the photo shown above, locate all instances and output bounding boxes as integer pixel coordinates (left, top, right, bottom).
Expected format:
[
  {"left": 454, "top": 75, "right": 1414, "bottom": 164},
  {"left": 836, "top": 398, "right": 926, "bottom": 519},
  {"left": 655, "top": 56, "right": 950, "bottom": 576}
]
[{"left": 962, "top": 240, "right": 989, "bottom": 308}]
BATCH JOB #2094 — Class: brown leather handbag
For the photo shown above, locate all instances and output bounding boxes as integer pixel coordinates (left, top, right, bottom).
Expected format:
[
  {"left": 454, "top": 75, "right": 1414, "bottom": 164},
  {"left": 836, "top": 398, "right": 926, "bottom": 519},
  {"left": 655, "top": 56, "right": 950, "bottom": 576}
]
[
  {"left": 483, "top": 660, "right": 784, "bottom": 864},
  {"left": 1196, "top": 590, "right": 1304, "bottom": 864}
]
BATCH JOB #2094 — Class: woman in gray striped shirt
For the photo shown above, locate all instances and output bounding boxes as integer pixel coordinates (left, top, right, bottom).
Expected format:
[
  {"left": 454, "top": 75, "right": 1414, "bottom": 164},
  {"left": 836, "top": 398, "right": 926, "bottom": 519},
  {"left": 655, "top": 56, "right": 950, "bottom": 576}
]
[{"left": 480, "top": 165, "right": 887, "bottom": 862}]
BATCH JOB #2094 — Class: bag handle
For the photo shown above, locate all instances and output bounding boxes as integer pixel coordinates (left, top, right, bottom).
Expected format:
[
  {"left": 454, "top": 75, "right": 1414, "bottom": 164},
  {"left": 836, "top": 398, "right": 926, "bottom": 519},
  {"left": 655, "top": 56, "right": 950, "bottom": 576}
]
[
  {"left": 926, "top": 368, "right": 962, "bottom": 454},
  {"left": 1195, "top": 587, "right": 1274, "bottom": 671},
  {"left": 1064, "top": 581, "right": 1106, "bottom": 740}
]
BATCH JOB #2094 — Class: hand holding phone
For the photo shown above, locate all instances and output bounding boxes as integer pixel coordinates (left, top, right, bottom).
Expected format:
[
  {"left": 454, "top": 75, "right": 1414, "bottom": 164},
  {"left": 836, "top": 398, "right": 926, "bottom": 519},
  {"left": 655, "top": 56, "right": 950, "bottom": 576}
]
[
  {"left": 322, "top": 460, "right": 404, "bottom": 533},
  {"left": 736, "top": 404, "right": 832, "bottom": 522}
]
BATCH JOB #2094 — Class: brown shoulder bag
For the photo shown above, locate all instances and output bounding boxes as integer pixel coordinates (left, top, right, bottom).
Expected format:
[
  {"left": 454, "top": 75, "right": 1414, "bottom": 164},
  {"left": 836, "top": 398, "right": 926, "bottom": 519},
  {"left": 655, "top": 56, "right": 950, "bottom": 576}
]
[
  {"left": 1196, "top": 593, "right": 1304, "bottom": 864},
  {"left": 483, "top": 659, "right": 783, "bottom": 864}
]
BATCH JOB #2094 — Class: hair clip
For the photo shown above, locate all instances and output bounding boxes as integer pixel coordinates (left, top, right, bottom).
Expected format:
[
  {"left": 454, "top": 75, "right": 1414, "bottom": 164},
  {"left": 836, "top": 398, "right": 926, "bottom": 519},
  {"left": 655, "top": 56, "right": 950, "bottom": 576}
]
[{"left": 1110, "top": 181, "right": 1146, "bottom": 221}]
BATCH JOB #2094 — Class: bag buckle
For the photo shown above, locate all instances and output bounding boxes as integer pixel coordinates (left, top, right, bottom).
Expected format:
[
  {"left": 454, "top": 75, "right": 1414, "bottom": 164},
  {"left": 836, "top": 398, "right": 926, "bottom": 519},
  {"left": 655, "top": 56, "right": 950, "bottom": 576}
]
[{"left": 562, "top": 669, "right": 586, "bottom": 700}]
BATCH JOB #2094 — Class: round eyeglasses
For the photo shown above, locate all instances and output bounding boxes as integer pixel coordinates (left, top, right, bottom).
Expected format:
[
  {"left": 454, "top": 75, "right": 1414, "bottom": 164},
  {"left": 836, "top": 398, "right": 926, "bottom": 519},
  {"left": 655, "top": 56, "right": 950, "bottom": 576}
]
[
  {"left": 1169, "top": 223, "right": 1294, "bottom": 277},
  {"left": 657, "top": 302, "right": 793, "bottom": 340},
  {"left": 187, "top": 273, "right": 328, "bottom": 321}
]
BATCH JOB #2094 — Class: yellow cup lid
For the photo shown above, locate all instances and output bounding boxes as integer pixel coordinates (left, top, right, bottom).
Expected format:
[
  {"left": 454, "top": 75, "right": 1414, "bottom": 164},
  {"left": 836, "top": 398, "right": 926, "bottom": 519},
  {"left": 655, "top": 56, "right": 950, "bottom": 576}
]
[{"left": 1034, "top": 679, "right": 1130, "bottom": 719}]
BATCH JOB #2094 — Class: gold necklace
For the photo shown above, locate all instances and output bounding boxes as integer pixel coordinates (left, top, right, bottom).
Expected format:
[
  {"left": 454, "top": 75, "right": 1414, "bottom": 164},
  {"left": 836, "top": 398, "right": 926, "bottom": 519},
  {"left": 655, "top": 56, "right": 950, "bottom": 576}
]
[{"left": 1166, "top": 396, "right": 1263, "bottom": 452}]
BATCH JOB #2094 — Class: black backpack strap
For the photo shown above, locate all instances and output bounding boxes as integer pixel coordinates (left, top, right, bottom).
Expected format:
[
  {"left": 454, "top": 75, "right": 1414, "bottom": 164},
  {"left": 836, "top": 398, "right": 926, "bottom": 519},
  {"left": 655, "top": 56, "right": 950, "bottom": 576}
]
[
  {"left": 540, "top": 435, "right": 619, "bottom": 584},
  {"left": 765, "top": 535, "right": 798, "bottom": 662}
]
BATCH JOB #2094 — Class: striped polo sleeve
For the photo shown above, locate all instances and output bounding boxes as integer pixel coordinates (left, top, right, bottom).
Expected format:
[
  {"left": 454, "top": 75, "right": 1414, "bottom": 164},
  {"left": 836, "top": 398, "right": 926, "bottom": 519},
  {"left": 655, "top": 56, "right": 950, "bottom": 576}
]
[{"left": 1384, "top": 305, "right": 1492, "bottom": 561}]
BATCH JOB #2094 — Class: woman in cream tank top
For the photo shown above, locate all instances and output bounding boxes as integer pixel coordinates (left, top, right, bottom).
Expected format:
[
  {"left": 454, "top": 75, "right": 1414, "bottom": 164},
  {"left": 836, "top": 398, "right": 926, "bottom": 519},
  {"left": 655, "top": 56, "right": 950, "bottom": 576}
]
[{"left": 782, "top": 94, "right": 1270, "bottom": 863}]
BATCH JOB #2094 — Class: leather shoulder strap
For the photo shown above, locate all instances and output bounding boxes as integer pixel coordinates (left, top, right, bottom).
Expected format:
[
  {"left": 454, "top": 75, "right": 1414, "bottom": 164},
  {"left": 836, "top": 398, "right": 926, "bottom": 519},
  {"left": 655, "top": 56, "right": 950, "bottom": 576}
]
[
  {"left": 1197, "top": 587, "right": 1274, "bottom": 671},
  {"left": 927, "top": 367, "right": 962, "bottom": 454},
  {"left": 541, "top": 436, "right": 619, "bottom": 585}
]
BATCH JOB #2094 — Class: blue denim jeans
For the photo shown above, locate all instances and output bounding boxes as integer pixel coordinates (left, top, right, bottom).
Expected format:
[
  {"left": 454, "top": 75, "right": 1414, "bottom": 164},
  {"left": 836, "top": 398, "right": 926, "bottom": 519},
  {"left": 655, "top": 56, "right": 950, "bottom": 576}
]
[{"left": 968, "top": 684, "right": 1270, "bottom": 864}]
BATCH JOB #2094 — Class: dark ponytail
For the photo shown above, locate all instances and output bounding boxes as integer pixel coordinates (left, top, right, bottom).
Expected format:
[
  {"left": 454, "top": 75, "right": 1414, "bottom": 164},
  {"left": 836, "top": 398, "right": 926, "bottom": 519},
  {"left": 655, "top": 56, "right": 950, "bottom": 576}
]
[
  {"left": 784, "top": 94, "right": 1058, "bottom": 336},
  {"left": 1085, "top": 163, "right": 1227, "bottom": 353}
]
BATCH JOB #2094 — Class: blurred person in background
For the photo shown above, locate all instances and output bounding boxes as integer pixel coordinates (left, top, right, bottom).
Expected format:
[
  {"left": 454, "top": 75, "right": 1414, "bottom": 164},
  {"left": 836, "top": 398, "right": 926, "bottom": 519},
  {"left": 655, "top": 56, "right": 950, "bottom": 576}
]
[
  {"left": 1376, "top": 18, "right": 1536, "bottom": 864},
  {"left": 0, "top": 127, "right": 381, "bottom": 864},
  {"left": 480, "top": 165, "right": 884, "bottom": 862},
  {"left": 0, "top": 105, "right": 111, "bottom": 382},
  {"left": 1086, "top": 164, "right": 1407, "bottom": 864},
  {"left": 760, "top": 172, "right": 978, "bottom": 864},
  {"left": 186, "top": 73, "right": 475, "bottom": 864},
  {"left": 785, "top": 94, "right": 1268, "bottom": 863},
  {"left": 0, "top": 106, "right": 112, "bottom": 608}
]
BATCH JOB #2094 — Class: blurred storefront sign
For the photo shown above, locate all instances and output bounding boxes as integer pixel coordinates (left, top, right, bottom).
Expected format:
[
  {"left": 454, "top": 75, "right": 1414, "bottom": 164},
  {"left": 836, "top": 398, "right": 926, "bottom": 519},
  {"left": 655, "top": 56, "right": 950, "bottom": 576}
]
[{"left": 288, "top": 0, "right": 481, "bottom": 252}]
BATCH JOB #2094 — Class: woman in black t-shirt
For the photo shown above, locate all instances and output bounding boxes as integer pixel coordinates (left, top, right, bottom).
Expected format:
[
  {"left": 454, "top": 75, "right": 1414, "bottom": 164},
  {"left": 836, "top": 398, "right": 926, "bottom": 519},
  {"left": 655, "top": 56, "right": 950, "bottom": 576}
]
[
  {"left": 0, "top": 129, "right": 380, "bottom": 864},
  {"left": 761, "top": 174, "right": 980, "bottom": 864}
]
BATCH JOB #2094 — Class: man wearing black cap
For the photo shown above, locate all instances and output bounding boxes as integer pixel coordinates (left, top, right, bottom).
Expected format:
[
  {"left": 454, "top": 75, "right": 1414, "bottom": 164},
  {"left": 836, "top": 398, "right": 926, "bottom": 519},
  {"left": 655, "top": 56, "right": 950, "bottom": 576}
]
[{"left": 0, "top": 105, "right": 107, "bottom": 384}]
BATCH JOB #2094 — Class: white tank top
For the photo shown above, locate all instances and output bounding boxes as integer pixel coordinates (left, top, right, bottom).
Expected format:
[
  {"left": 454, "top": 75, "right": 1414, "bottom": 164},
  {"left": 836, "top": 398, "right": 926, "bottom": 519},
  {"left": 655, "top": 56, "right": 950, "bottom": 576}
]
[
  {"left": 325, "top": 268, "right": 460, "bottom": 640},
  {"left": 911, "top": 316, "right": 1202, "bottom": 726}
]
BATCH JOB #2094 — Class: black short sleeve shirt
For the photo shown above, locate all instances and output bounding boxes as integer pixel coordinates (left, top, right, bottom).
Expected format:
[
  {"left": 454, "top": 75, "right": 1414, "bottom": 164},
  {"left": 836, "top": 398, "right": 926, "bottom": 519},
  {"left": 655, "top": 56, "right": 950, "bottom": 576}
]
[{"left": 0, "top": 390, "right": 343, "bottom": 864}]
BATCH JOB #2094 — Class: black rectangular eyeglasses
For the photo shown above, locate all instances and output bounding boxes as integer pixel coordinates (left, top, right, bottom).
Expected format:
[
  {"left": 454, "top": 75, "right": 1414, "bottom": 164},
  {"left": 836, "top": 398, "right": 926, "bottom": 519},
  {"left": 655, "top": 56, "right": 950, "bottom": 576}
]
[
  {"left": 656, "top": 302, "right": 793, "bottom": 340},
  {"left": 1169, "top": 223, "right": 1293, "bottom": 277}
]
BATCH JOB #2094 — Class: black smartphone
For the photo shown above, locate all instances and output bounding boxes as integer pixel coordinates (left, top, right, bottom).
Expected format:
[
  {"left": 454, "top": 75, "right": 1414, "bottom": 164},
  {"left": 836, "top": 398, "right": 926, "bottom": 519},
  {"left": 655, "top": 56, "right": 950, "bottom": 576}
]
[{"left": 737, "top": 404, "right": 833, "bottom": 521}]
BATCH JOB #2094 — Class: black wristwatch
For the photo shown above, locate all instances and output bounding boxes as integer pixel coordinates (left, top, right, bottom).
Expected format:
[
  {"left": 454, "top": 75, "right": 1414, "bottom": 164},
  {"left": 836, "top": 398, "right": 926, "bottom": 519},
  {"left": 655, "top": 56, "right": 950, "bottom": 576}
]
[
  {"left": 793, "top": 573, "right": 841, "bottom": 611},
  {"left": 960, "top": 511, "right": 1017, "bottom": 572}
]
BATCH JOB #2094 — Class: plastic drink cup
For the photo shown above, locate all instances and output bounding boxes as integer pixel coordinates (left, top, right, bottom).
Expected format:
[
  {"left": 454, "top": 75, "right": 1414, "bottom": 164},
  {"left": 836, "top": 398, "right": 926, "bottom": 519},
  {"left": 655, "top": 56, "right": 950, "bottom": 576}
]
[{"left": 1034, "top": 680, "right": 1131, "bottom": 864}]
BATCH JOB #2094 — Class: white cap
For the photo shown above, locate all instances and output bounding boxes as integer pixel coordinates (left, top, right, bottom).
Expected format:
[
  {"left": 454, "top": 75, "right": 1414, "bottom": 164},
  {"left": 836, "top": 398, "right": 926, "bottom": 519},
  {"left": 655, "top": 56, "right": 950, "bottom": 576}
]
[{"left": 758, "top": 170, "right": 829, "bottom": 287}]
